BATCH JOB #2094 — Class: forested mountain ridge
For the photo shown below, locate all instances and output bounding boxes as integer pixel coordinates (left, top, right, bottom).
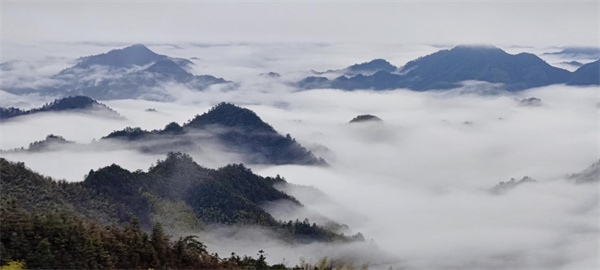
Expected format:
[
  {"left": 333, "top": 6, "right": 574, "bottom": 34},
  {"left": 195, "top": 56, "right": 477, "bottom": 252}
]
[
  {"left": 0, "top": 158, "right": 118, "bottom": 223},
  {"left": 2, "top": 203, "right": 359, "bottom": 269},
  {"left": 103, "top": 102, "right": 327, "bottom": 166},
  {"left": 1, "top": 154, "right": 358, "bottom": 244},
  {"left": 0, "top": 96, "right": 121, "bottom": 121}
]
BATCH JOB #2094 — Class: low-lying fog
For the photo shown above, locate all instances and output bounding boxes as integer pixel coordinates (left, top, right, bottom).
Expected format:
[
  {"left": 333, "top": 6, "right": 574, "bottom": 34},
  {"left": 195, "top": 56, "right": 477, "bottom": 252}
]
[
  {"left": 2, "top": 84, "right": 597, "bottom": 269},
  {"left": 1, "top": 43, "right": 598, "bottom": 269}
]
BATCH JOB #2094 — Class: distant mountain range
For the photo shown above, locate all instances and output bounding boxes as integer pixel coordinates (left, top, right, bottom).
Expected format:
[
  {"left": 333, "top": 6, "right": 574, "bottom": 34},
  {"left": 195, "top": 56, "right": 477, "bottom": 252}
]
[
  {"left": 544, "top": 47, "right": 600, "bottom": 59},
  {"left": 103, "top": 103, "right": 326, "bottom": 166},
  {"left": 0, "top": 96, "right": 121, "bottom": 121},
  {"left": 2, "top": 44, "right": 230, "bottom": 100},
  {"left": 0, "top": 154, "right": 359, "bottom": 243},
  {"left": 2, "top": 44, "right": 598, "bottom": 99},
  {"left": 1, "top": 102, "right": 327, "bottom": 166},
  {"left": 298, "top": 45, "right": 599, "bottom": 91}
]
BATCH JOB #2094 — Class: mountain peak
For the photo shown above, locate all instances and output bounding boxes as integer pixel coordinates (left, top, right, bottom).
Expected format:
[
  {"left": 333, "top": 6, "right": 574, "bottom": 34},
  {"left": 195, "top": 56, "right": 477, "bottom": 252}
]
[
  {"left": 348, "top": 59, "right": 397, "bottom": 73},
  {"left": 453, "top": 44, "right": 500, "bottom": 50},
  {"left": 150, "top": 152, "right": 200, "bottom": 175},
  {"left": 448, "top": 44, "right": 505, "bottom": 55},
  {"left": 127, "top": 43, "right": 152, "bottom": 50},
  {"left": 27, "top": 134, "right": 75, "bottom": 152},
  {"left": 185, "top": 103, "right": 276, "bottom": 133},
  {"left": 40, "top": 96, "right": 98, "bottom": 110},
  {"left": 397, "top": 45, "right": 571, "bottom": 90},
  {"left": 75, "top": 44, "right": 166, "bottom": 68}
]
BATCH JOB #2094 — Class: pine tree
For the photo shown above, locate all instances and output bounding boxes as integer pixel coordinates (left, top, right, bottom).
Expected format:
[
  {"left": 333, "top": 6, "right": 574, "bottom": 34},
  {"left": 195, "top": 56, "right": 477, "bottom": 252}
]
[{"left": 29, "top": 238, "right": 55, "bottom": 269}]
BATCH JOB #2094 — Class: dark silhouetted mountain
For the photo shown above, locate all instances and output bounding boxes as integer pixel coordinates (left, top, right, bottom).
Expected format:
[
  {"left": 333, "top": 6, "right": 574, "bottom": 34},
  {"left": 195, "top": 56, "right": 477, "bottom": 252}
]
[
  {"left": 259, "top": 72, "right": 281, "bottom": 78},
  {"left": 0, "top": 96, "right": 121, "bottom": 121},
  {"left": 298, "top": 45, "right": 576, "bottom": 91},
  {"left": 297, "top": 76, "right": 331, "bottom": 89},
  {"left": 490, "top": 176, "right": 537, "bottom": 194},
  {"left": 568, "top": 160, "right": 600, "bottom": 184},
  {"left": 330, "top": 70, "right": 404, "bottom": 90},
  {"left": 71, "top": 44, "right": 192, "bottom": 69},
  {"left": 0, "top": 107, "right": 25, "bottom": 119},
  {"left": 160, "top": 121, "right": 186, "bottom": 135},
  {"left": 349, "top": 114, "right": 383, "bottom": 123},
  {"left": 347, "top": 59, "right": 397, "bottom": 74},
  {"left": 544, "top": 47, "right": 600, "bottom": 59},
  {"left": 187, "top": 103, "right": 326, "bottom": 165},
  {"left": 103, "top": 103, "right": 327, "bottom": 166},
  {"left": 105, "top": 127, "right": 151, "bottom": 141},
  {"left": 27, "top": 134, "right": 75, "bottom": 152},
  {"left": 312, "top": 59, "right": 397, "bottom": 77},
  {"left": 519, "top": 97, "right": 542, "bottom": 107},
  {"left": 397, "top": 45, "right": 572, "bottom": 90},
  {"left": 185, "top": 103, "right": 276, "bottom": 133},
  {"left": 1, "top": 154, "right": 358, "bottom": 243},
  {"left": 0, "top": 134, "right": 85, "bottom": 154},
  {"left": 568, "top": 60, "right": 600, "bottom": 86},
  {"left": 4, "top": 44, "right": 229, "bottom": 100}
]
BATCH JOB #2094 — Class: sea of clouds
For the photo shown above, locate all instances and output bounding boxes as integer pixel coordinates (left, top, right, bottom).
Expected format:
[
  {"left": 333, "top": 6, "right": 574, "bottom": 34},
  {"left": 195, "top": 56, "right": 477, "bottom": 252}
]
[{"left": 1, "top": 42, "right": 598, "bottom": 269}]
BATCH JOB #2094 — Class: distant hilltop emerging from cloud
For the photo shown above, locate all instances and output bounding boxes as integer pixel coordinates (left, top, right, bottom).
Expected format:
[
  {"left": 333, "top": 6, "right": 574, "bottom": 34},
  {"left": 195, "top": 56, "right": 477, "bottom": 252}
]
[{"left": 2, "top": 44, "right": 231, "bottom": 100}]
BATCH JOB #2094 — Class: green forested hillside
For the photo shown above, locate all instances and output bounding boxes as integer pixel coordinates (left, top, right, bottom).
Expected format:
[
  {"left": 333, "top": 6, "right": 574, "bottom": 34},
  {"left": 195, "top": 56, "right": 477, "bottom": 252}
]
[
  {"left": 1, "top": 155, "right": 364, "bottom": 268},
  {"left": 1, "top": 154, "right": 359, "bottom": 242},
  {"left": 2, "top": 204, "right": 365, "bottom": 269}
]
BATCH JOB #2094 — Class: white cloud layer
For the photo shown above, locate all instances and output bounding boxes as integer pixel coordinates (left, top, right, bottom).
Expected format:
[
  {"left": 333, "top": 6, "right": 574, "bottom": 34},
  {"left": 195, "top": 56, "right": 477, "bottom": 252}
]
[{"left": 1, "top": 80, "right": 597, "bottom": 268}]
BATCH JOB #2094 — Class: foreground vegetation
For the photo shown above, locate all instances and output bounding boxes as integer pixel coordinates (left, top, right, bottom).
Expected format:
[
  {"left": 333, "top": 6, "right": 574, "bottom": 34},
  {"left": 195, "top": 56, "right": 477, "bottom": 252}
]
[
  {"left": 0, "top": 155, "right": 366, "bottom": 269},
  {"left": 1, "top": 204, "right": 367, "bottom": 269}
]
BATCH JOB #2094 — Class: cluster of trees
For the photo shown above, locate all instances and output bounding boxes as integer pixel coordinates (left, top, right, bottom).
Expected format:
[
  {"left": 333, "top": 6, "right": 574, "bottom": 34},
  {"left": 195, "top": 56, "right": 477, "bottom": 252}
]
[
  {"left": 2, "top": 203, "right": 337, "bottom": 269},
  {"left": 1, "top": 203, "right": 215, "bottom": 269},
  {"left": 1, "top": 204, "right": 367, "bottom": 270}
]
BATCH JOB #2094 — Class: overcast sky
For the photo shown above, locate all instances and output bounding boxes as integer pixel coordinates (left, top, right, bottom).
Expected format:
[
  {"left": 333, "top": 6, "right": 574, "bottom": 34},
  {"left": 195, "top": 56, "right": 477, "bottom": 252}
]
[{"left": 3, "top": 0, "right": 598, "bottom": 47}]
